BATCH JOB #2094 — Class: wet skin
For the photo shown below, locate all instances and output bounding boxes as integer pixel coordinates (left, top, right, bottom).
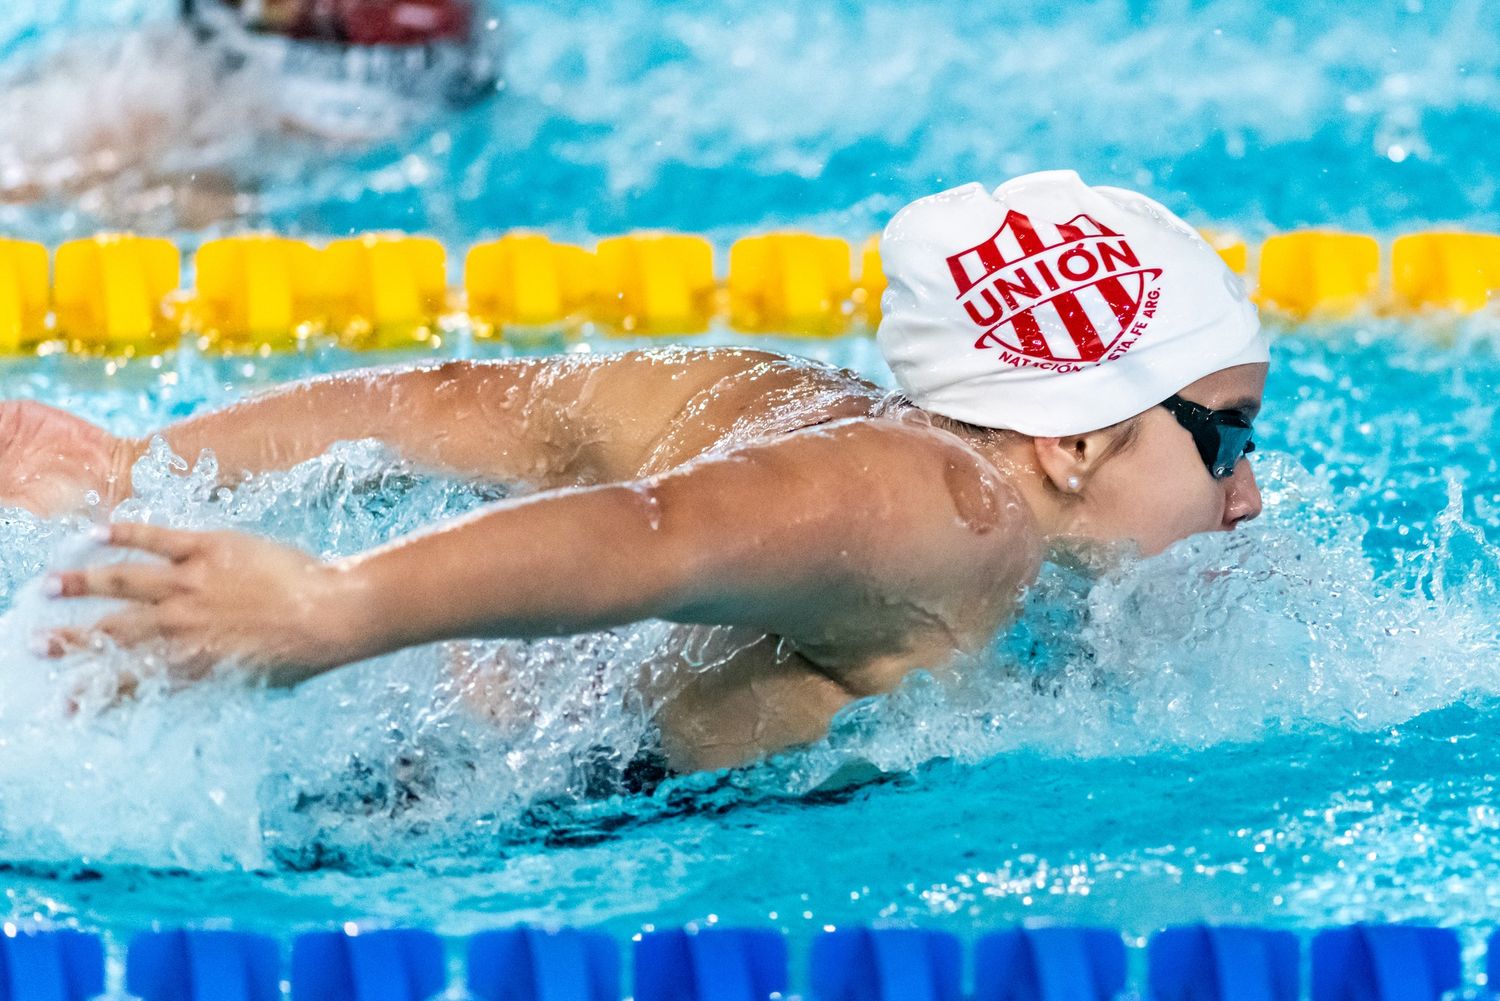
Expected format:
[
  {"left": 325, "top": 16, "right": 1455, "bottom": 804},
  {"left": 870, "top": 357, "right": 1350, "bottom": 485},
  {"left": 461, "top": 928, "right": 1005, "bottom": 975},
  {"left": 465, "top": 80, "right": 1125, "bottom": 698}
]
[{"left": 1, "top": 348, "right": 1266, "bottom": 773}]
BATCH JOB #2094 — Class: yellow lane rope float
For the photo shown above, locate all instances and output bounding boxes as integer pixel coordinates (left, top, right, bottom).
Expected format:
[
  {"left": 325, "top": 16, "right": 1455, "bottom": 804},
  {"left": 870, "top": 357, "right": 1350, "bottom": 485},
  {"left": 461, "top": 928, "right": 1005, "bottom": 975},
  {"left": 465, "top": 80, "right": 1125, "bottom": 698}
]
[{"left": 0, "top": 227, "right": 1496, "bottom": 355}]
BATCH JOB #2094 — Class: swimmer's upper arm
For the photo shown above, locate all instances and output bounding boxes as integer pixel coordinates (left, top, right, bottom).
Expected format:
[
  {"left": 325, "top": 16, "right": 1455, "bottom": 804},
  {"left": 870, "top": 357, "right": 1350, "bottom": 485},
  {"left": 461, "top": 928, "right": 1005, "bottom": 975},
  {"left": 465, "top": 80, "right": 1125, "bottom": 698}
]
[
  {"left": 641, "top": 420, "right": 1029, "bottom": 651},
  {"left": 337, "top": 419, "right": 1032, "bottom": 672}
]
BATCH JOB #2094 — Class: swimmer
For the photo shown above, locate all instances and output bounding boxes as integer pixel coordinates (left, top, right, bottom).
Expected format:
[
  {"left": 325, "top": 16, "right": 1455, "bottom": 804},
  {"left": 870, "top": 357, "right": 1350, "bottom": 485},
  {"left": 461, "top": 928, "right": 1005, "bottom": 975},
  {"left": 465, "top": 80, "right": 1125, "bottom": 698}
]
[
  {"left": 1, "top": 0, "right": 496, "bottom": 226},
  {"left": 190, "top": 0, "right": 477, "bottom": 45},
  {"left": 4, "top": 171, "right": 1267, "bottom": 775}
]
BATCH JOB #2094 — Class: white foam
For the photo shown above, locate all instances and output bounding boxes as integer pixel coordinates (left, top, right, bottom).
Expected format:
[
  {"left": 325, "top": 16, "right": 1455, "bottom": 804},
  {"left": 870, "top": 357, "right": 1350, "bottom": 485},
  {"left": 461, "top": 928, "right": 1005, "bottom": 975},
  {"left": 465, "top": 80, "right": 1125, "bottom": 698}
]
[{"left": 0, "top": 426, "right": 1495, "bottom": 874}]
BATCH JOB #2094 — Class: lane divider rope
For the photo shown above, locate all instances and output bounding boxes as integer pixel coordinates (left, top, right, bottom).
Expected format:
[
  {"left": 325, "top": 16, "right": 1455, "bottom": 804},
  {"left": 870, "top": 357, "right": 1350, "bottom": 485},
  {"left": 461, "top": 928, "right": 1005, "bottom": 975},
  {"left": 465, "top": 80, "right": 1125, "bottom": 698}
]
[
  {"left": 0, "top": 227, "right": 1496, "bottom": 356},
  {"left": 0, "top": 922, "right": 1467, "bottom": 1001}
]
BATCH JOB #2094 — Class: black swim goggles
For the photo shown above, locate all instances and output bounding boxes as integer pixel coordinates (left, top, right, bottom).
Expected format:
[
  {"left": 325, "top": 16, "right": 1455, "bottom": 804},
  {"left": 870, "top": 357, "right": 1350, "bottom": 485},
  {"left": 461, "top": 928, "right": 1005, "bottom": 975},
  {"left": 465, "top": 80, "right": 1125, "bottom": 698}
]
[{"left": 1158, "top": 394, "right": 1256, "bottom": 480}]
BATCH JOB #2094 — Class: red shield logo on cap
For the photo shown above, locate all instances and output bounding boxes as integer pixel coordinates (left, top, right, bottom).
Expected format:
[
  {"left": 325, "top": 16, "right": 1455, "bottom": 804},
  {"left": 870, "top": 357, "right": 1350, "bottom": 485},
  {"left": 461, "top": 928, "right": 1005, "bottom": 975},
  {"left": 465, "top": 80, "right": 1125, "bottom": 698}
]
[{"left": 947, "top": 211, "right": 1162, "bottom": 371}]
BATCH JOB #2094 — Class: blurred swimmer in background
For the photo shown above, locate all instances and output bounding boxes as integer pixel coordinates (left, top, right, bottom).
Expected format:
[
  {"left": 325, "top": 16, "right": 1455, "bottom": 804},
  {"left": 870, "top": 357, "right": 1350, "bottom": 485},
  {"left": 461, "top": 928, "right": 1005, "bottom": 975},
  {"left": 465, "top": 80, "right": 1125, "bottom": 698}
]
[
  {"left": 3, "top": 171, "right": 1267, "bottom": 776},
  {"left": 0, "top": 0, "right": 498, "bottom": 230}
]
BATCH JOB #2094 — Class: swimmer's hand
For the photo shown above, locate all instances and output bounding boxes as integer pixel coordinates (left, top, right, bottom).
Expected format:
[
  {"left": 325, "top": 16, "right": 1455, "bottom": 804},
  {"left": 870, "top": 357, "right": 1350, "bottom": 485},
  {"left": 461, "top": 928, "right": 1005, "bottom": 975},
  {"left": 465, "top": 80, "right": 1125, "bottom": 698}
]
[
  {"left": 0, "top": 401, "right": 132, "bottom": 515},
  {"left": 40, "top": 523, "right": 360, "bottom": 687}
]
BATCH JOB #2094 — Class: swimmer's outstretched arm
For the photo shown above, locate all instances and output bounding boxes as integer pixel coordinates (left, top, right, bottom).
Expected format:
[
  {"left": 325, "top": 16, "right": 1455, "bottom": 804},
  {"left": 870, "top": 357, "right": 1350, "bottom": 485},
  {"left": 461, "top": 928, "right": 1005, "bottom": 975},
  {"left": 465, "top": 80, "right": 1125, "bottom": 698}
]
[
  {"left": 46, "top": 421, "right": 1028, "bottom": 692},
  {"left": 3, "top": 352, "right": 705, "bottom": 513},
  {"left": 2, "top": 361, "right": 584, "bottom": 513},
  {"left": 123, "top": 358, "right": 605, "bottom": 486}
]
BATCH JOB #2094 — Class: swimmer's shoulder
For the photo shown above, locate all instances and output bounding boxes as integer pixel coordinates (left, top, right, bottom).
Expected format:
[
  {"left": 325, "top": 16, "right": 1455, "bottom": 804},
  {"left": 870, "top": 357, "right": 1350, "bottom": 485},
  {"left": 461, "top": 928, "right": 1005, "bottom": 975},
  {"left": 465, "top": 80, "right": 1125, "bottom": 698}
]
[
  {"left": 749, "top": 415, "right": 1043, "bottom": 685},
  {"left": 777, "top": 415, "right": 1044, "bottom": 588}
]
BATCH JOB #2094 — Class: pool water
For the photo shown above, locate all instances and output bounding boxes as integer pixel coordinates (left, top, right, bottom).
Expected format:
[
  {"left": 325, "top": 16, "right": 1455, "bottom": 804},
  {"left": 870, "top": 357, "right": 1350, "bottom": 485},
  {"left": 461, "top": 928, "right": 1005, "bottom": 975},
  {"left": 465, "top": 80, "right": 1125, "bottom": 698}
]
[
  {"left": 2, "top": 0, "right": 1500, "bottom": 982},
  {"left": 3, "top": 1, "right": 1497, "bottom": 241},
  {"left": 2, "top": 322, "right": 1499, "bottom": 951}
]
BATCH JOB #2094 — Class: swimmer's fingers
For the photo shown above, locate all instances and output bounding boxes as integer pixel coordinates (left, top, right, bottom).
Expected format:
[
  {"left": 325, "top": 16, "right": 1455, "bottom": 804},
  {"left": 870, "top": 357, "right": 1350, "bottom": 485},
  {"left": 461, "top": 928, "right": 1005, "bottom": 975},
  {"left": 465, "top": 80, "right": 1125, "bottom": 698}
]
[
  {"left": 90, "top": 609, "right": 165, "bottom": 649},
  {"left": 38, "top": 613, "right": 190, "bottom": 709},
  {"left": 47, "top": 523, "right": 211, "bottom": 601},
  {"left": 100, "top": 522, "right": 207, "bottom": 562},
  {"left": 35, "top": 610, "right": 162, "bottom": 658},
  {"left": 47, "top": 561, "right": 183, "bottom": 603},
  {"left": 33, "top": 626, "right": 92, "bottom": 658},
  {"left": 65, "top": 667, "right": 142, "bottom": 717}
]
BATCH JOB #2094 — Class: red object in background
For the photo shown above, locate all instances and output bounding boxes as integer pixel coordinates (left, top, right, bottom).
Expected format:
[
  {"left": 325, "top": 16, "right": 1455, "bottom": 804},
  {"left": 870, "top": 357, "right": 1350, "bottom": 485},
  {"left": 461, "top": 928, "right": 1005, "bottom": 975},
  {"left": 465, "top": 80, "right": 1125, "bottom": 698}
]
[
  {"left": 219, "top": 0, "right": 473, "bottom": 46},
  {"left": 336, "top": 0, "right": 473, "bottom": 44}
]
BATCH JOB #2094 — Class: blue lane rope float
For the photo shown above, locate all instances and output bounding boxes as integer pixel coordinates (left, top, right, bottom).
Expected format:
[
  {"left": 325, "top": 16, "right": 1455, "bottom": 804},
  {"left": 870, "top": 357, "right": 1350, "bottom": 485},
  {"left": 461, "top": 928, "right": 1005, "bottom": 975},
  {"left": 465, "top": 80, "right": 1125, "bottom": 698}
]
[
  {"left": 291, "top": 928, "right": 446, "bottom": 1001},
  {"left": 1148, "top": 926, "right": 1300, "bottom": 1001},
  {"left": 973, "top": 927, "right": 1126, "bottom": 1001},
  {"left": 466, "top": 927, "right": 619, "bottom": 1001},
  {"left": 809, "top": 928, "right": 963, "bottom": 1001},
  {"left": 125, "top": 929, "right": 280, "bottom": 1001},
  {"left": 0, "top": 928, "right": 104, "bottom": 1001},
  {"left": 1486, "top": 929, "right": 1500, "bottom": 995},
  {"left": 1310, "top": 926, "right": 1460, "bottom": 1001},
  {"left": 634, "top": 928, "right": 787, "bottom": 1001},
  {"left": 0, "top": 922, "right": 1483, "bottom": 1001}
]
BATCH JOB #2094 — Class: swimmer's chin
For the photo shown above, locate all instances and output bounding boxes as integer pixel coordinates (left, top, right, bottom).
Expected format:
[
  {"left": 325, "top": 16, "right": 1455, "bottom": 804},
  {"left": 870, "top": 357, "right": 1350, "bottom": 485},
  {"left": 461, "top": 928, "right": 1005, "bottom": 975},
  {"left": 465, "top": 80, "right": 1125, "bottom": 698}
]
[{"left": 1044, "top": 538, "right": 1144, "bottom": 578}]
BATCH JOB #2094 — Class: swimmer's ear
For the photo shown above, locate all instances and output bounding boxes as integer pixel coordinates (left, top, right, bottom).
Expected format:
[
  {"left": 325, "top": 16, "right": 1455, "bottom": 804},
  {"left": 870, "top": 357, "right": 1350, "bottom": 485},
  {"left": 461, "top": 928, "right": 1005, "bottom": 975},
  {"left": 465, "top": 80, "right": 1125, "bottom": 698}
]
[{"left": 1031, "top": 431, "right": 1113, "bottom": 496}]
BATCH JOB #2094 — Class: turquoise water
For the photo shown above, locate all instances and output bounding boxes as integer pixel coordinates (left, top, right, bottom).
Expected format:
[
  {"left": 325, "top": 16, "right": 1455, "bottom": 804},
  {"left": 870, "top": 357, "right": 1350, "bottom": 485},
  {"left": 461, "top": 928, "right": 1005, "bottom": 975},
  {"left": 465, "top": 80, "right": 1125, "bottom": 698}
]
[
  {"left": 2, "top": 1, "right": 1497, "bottom": 241},
  {"left": 1, "top": 0, "right": 1500, "bottom": 982},
  {"left": 2, "top": 323, "right": 1499, "bottom": 953}
]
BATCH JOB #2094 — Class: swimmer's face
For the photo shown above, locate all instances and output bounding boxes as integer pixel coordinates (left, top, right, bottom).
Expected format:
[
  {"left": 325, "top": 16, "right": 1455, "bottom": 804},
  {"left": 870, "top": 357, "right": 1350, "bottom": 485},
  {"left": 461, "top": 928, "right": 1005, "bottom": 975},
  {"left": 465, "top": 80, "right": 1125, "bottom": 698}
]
[{"left": 1044, "top": 362, "right": 1267, "bottom": 557}]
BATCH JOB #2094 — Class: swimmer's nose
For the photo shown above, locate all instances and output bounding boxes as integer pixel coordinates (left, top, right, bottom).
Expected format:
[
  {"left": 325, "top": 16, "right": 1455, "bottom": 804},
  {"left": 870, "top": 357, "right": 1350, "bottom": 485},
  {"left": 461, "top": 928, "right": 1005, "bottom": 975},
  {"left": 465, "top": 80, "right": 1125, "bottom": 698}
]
[{"left": 1223, "top": 458, "right": 1262, "bottom": 528}]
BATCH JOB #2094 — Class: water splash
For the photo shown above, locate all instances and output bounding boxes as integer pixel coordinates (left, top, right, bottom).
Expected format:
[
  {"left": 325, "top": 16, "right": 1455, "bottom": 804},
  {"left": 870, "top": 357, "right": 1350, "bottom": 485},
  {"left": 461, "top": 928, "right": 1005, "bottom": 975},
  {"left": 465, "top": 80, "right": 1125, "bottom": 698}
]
[
  {"left": 764, "top": 451, "right": 1500, "bottom": 790},
  {"left": 0, "top": 438, "right": 678, "bottom": 871},
  {"left": 0, "top": 418, "right": 1496, "bottom": 876}
]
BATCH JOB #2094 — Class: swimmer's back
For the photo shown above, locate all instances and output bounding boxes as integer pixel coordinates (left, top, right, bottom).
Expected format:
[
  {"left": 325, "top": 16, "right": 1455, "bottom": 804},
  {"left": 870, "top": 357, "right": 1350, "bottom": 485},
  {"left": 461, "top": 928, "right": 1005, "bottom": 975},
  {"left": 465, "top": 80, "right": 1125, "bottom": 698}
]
[
  {"left": 526, "top": 347, "right": 889, "bottom": 483},
  {"left": 533, "top": 347, "right": 1042, "bottom": 672},
  {"left": 460, "top": 347, "right": 1044, "bottom": 770},
  {"left": 514, "top": 347, "right": 1041, "bottom": 652}
]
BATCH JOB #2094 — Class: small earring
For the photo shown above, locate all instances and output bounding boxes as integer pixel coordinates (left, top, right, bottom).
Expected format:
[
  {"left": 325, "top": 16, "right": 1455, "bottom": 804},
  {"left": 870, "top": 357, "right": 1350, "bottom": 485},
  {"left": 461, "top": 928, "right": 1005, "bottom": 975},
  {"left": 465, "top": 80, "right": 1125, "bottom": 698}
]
[{"left": 1066, "top": 476, "right": 1081, "bottom": 492}]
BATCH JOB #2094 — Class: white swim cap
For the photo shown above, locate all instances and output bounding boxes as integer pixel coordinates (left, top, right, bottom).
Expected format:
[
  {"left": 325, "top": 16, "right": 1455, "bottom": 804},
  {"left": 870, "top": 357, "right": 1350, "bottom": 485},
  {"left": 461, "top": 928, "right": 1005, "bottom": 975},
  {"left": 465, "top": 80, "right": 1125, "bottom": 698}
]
[{"left": 876, "top": 169, "right": 1268, "bottom": 436}]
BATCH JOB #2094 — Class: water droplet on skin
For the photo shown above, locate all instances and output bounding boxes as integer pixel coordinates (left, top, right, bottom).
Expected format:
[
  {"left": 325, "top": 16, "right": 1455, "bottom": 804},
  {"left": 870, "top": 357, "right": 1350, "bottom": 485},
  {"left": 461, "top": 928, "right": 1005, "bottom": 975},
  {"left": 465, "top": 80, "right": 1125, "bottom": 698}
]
[{"left": 637, "top": 487, "right": 664, "bottom": 530}]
